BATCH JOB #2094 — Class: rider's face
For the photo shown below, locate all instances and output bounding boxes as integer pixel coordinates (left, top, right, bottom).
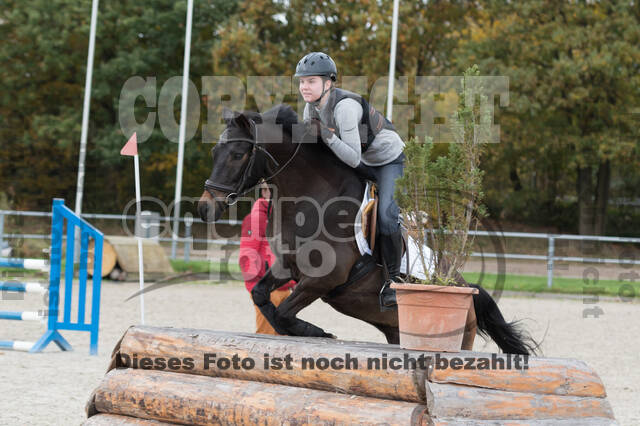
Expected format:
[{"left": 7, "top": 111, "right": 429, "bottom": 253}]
[{"left": 299, "top": 76, "right": 330, "bottom": 103}]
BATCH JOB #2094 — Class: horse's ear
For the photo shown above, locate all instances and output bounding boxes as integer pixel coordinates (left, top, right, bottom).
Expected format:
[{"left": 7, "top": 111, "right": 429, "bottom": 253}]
[
  {"left": 233, "top": 112, "right": 255, "bottom": 136},
  {"left": 222, "top": 109, "right": 253, "bottom": 134},
  {"left": 222, "top": 108, "right": 235, "bottom": 125}
]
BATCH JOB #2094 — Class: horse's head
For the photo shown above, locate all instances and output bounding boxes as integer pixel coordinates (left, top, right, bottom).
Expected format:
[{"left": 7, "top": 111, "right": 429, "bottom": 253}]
[{"left": 198, "top": 108, "right": 283, "bottom": 222}]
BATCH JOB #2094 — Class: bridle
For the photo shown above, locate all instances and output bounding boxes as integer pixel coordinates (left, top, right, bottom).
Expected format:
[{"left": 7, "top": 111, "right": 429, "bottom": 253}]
[{"left": 204, "top": 121, "right": 304, "bottom": 205}]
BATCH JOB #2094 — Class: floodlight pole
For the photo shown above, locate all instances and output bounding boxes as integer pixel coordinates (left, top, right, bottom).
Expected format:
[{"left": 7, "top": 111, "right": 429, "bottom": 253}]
[
  {"left": 74, "top": 0, "right": 99, "bottom": 220},
  {"left": 74, "top": 0, "right": 100, "bottom": 263},
  {"left": 171, "top": 0, "right": 194, "bottom": 259},
  {"left": 386, "top": 0, "right": 400, "bottom": 121}
]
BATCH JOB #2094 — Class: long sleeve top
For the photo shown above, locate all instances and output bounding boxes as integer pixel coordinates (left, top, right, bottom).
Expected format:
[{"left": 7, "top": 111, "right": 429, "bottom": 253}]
[
  {"left": 303, "top": 97, "right": 404, "bottom": 167},
  {"left": 239, "top": 198, "right": 297, "bottom": 292}
]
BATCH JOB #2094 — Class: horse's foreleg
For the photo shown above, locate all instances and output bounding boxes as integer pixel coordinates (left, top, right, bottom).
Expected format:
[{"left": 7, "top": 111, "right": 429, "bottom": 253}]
[
  {"left": 272, "top": 280, "right": 335, "bottom": 338},
  {"left": 251, "top": 264, "right": 294, "bottom": 335}
]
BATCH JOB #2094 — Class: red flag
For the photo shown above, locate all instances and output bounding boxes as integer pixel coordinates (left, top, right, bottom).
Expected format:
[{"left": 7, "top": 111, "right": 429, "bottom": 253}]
[{"left": 120, "top": 133, "right": 138, "bottom": 156}]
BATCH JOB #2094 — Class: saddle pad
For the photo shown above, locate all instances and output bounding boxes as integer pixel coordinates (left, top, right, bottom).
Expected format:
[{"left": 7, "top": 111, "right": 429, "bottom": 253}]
[{"left": 354, "top": 182, "right": 374, "bottom": 256}]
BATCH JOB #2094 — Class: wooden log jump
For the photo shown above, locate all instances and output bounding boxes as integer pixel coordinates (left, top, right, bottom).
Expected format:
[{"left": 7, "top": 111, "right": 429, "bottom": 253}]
[
  {"left": 90, "top": 369, "right": 428, "bottom": 425},
  {"left": 85, "top": 414, "right": 174, "bottom": 425},
  {"left": 85, "top": 326, "right": 617, "bottom": 425}
]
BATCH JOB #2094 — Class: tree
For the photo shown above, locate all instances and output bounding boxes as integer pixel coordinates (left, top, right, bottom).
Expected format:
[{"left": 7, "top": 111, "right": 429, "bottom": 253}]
[
  {"left": 210, "top": 0, "right": 476, "bottom": 116},
  {"left": 455, "top": 0, "right": 640, "bottom": 235},
  {"left": 0, "top": 0, "right": 236, "bottom": 211}
]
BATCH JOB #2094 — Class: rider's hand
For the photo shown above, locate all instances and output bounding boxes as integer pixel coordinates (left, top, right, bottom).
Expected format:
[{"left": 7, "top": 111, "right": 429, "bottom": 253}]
[{"left": 306, "top": 118, "right": 335, "bottom": 143}]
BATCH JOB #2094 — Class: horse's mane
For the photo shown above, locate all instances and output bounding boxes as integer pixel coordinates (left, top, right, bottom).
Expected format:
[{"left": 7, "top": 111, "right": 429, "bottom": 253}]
[
  {"left": 242, "top": 104, "right": 298, "bottom": 138},
  {"left": 264, "top": 104, "right": 299, "bottom": 135},
  {"left": 244, "top": 104, "right": 363, "bottom": 194}
]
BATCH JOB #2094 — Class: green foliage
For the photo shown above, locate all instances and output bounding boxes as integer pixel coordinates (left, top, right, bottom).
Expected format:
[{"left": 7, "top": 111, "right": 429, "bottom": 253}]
[
  {"left": 606, "top": 205, "right": 640, "bottom": 238},
  {"left": 396, "top": 66, "right": 488, "bottom": 285},
  {"left": 210, "top": 0, "right": 475, "bottom": 125},
  {"left": 455, "top": 0, "right": 640, "bottom": 235},
  {"left": 212, "top": 0, "right": 474, "bottom": 78},
  {"left": 1, "top": 0, "right": 638, "bottom": 239},
  {"left": 496, "top": 192, "right": 578, "bottom": 233}
]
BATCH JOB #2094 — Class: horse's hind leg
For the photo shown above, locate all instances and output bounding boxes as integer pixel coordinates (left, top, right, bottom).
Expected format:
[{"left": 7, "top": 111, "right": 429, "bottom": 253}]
[{"left": 373, "top": 324, "right": 400, "bottom": 344}]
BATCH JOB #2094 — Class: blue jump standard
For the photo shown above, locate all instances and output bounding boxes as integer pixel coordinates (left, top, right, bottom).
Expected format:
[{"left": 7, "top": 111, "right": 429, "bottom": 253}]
[{"left": 0, "top": 199, "right": 104, "bottom": 355}]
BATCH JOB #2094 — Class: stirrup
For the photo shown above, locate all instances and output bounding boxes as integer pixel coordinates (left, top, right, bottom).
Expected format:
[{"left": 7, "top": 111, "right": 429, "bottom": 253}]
[{"left": 379, "top": 279, "right": 397, "bottom": 312}]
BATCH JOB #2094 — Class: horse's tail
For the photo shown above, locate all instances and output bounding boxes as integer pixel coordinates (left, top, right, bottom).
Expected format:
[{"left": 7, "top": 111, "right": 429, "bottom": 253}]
[{"left": 470, "top": 284, "right": 538, "bottom": 355}]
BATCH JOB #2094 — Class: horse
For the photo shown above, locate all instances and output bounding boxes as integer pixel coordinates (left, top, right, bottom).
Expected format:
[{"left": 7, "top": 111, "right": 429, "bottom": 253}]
[{"left": 198, "top": 104, "right": 537, "bottom": 355}]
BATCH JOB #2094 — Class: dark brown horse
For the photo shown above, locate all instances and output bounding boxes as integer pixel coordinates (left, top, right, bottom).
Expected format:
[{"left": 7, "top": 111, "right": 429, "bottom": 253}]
[{"left": 198, "top": 104, "right": 536, "bottom": 354}]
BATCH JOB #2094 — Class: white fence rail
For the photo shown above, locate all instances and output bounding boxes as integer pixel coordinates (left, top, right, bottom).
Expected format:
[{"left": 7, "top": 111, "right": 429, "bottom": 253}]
[{"left": 1, "top": 210, "right": 638, "bottom": 288}]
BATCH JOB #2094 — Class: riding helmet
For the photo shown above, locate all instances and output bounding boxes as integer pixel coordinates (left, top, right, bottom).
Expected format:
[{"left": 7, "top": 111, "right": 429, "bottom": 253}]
[{"left": 294, "top": 52, "right": 337, "bottom": 81}]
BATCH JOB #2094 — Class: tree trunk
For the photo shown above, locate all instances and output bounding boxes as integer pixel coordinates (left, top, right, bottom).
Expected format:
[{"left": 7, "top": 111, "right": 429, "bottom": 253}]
[
  {"left": 593, "top": 160, "right": 610, "bottom": 235},
  {"left": 577, "top": 166, "right": 594, "bottom": 235},
  {"left": 509, "top": 165, "right": 522, "bottom": 191}
]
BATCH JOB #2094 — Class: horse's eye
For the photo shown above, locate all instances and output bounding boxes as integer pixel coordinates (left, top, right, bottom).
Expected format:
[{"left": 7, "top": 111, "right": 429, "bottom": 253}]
[{"left": 232, "top": 153, "right": 244, "bottom": 160}]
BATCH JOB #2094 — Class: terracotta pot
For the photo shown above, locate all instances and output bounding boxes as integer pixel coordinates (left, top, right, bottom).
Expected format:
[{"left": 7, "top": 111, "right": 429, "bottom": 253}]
[{"left": 390, "top": 283, "right": 479, "bottom": 352}]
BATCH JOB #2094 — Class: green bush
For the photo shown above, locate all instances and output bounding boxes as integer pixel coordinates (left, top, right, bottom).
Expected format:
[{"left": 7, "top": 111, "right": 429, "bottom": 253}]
[{"left": 396, "top": 66, "right": 489, "bottom": 285}]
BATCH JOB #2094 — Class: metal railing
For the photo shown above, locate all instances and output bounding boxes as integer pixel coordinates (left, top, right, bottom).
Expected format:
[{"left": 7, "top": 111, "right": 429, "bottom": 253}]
[
  {"left": 466, "top": 231, "right": 640, "bottom": 287},
  {"left": 1, "top": 209, "right": 638, "bottom": 288},
  {"left": 0, "top": 209, "right": 242, "bottom": 264}
]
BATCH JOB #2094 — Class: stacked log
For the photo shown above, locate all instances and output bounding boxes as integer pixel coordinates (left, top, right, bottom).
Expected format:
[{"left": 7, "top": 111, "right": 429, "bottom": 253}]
[
  {"left": 85, "top": 326, "right": 617, "bottom": 425},
  {"left": 87, "top": 237, "right": 174, "bottom": 280}
]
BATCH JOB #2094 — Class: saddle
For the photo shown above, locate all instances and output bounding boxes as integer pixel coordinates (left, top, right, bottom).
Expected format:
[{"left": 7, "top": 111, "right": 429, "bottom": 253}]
[{"left": 322, "top": 184, "right": 407, "bottom": 302}]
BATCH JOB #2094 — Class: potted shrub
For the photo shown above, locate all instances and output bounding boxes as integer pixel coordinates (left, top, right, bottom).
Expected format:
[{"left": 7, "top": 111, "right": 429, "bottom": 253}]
[{"left": 393, "top": 66, "right": 489, "bottom": 352}]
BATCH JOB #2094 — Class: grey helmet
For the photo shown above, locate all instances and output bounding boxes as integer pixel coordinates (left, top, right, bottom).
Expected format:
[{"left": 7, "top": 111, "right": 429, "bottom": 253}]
[{"left": 295, "top": 52, "right": 337, "bottom": 81}]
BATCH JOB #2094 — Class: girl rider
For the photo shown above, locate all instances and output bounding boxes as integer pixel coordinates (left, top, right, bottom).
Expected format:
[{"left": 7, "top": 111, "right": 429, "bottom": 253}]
[{"left": 295, "top": 52, "right": 405, "bottom": 308}]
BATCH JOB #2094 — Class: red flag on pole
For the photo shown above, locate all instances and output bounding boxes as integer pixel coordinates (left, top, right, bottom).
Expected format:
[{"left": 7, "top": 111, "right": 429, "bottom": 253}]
[
  {"left": 120, "top": 133, "right": 138, "bottom": 156},
  {"left": 120, "top": 131, "right": 145, "bottom": 324}
]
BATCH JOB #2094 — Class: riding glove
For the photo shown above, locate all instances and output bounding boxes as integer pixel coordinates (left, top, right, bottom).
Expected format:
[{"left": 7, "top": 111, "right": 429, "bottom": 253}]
[{"left": 306, "top": 118, "right": 335, "bottom": 144}]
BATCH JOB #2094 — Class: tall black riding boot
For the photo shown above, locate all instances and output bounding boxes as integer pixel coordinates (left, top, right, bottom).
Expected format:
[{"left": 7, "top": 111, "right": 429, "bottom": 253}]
[{"left": 379, "top": 231, "right": 403, "bottom": 309}]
